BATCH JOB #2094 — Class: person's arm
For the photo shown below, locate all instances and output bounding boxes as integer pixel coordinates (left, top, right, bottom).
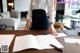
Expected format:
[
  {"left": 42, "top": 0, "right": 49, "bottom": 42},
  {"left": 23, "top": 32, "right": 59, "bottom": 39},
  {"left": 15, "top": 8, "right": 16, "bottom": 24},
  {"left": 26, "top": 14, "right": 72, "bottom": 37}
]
[
  {"left": 47, "top": 0, "right": 58, "bottom": 36},
  {"left": 25, "top": 0, "right": 33, "bottom": 30}
]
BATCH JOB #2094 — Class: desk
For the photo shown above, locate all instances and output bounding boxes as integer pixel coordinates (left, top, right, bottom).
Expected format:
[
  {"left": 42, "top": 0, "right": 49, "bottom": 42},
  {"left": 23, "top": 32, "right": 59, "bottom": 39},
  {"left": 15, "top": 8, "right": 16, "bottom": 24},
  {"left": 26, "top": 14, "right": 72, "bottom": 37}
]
[{"left": 0, "top": 30, "right": 80, "bottom": 53}]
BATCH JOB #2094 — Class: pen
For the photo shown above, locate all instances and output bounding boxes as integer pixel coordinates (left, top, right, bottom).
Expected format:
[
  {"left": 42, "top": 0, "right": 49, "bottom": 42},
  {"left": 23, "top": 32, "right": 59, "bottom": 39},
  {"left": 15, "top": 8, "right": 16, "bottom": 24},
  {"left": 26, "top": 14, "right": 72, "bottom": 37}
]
[{"left": 50, "top": 44, "right": 63, "bottom": 52}]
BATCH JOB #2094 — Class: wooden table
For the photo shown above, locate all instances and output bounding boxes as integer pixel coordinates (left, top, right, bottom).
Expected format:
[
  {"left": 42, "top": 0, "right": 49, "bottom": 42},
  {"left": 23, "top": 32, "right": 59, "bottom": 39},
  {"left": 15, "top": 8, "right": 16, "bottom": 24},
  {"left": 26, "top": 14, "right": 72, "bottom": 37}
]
[{"left": 0, "top": 30, "right": 80, "bottom": 53}]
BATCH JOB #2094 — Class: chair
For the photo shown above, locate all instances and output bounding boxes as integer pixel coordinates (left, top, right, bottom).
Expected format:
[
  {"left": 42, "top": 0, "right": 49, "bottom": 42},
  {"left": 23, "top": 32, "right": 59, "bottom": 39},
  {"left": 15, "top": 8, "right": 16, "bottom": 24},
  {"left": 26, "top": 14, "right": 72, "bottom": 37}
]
[{"left": 0, "top": 10, "right": 21, "bottom": 30}]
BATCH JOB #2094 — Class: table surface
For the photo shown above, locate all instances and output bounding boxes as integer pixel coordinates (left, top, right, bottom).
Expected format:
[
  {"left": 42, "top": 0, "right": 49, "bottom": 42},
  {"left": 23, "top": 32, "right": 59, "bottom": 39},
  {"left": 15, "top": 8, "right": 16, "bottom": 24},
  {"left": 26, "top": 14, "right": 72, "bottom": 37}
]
[{"left": 0, "top": 30, "right": 80, "bottom": 53}]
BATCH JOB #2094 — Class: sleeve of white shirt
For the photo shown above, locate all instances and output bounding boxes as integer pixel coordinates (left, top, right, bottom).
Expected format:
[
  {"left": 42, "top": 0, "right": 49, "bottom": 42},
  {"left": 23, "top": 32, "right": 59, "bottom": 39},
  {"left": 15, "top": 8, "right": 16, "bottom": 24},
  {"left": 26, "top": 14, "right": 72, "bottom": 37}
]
[
  {"left": 26, "top": 0, "right": 32, "bottom": 22},
  {"left": 47, "top": 0, "right": 56, "bottom": 24}
]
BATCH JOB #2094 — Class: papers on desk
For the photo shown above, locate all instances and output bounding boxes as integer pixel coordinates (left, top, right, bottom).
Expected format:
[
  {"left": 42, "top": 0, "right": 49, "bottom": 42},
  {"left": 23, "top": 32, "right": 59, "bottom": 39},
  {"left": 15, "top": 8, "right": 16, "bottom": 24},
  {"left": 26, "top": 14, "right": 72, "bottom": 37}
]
[
  {"left": 0, "top": 34, "right": 15, "bottom": 48},
  {"left": 35, "top": 35, "right": 64, "bottom": 49},
  {"left": 47, "top": 33, "right": 67, "bottom": 37},
  {"left": 64, "top": 38, "right": 80, "bottom": 44},
  {"left": 13, "top": 34, "right": 64, "bottom": 52}
]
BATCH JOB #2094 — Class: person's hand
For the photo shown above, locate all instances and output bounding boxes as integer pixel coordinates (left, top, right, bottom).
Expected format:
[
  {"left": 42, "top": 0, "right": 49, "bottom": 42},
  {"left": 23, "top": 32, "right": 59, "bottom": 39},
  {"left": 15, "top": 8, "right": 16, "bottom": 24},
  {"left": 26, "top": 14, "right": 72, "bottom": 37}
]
[
  {"left": 49, "top": 23, "right": 58, "bottom": 36},
  {"left": 24, "top": 19, "right": 32, "bottom": 30}
]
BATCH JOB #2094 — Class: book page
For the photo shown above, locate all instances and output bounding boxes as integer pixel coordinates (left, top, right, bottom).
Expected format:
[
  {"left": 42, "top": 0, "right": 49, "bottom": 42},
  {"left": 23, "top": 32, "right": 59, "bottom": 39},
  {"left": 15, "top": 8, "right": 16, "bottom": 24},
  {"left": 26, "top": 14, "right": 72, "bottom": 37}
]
[
  {"left": 0, "top": 34, "right": 15, "bottom": 48},
  {"left": 13, "top": 34, "right": 39, "bottom": 52},
  {"left": 48, "top": 36, "right": 64, "bottom": 49},
  {"left": 35, "top": 35, "right": 64, "bottom": 50},
  {"left": 35, "top": 35, "right": 53, "bottom": 50},
  {"left": 47, "top": 33, "right": 67, "bottom": 37}
]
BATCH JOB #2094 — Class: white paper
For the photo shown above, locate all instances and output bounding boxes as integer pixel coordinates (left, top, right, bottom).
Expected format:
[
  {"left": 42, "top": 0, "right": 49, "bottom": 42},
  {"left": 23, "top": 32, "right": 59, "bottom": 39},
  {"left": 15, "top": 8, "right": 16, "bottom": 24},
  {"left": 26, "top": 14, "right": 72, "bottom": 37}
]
[
  {"left": 35, "top": 35, "right": 64, "bottom": 49},
  {"left": 13, "top": 35, "right": 64, "bottom": 52},
  {"left": 64, "top": 38, "right": 80, "bottom": 43},
  {"left": 76, "top": 41, "right": 80, "bottom": 45},
  {"left": 35, "top": 35, "right": 53, "bottom": 50},
  {"left": 46, "top": 35, "right": 64, "bottom": 49},
  {"left": 0, "top": 34, "right": 15, "bottom": 48},
  {"left": 13, "top": 35, "right": 39, "bottom": 52},
  {"left": 47, "top": 33, "right": 67, "bottom": 37}
]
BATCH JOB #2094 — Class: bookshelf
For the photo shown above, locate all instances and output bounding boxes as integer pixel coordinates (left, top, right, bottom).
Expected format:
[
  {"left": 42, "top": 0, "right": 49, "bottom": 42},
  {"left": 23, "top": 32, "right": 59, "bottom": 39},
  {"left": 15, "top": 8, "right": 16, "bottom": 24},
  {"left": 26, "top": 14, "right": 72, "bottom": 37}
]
[
  {"left": 56, "top": 0, "right": 65, "bottom": 22},
  {"left": 64, "top": 0, "right": 80, "bottom": 18},
  {"left": 57, "top": 0, "right": 64, "bottom": 4},
  {"left": 63, "top": 0, "right": 80, "bottom": 29},
  {"left": 7, "top": 0, "right": 14, "bottom": 11},
  {"left": 0, "top": 0, "right": 3, "bottom": 12}
]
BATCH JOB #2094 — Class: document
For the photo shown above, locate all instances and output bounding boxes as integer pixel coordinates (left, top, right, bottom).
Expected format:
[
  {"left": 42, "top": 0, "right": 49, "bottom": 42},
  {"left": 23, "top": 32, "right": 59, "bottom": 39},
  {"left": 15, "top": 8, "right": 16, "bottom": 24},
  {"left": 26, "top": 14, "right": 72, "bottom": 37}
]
[
  {"left": 64, "top": 38, "right": 80, "bottom": 43},
  {"left": 13, "top": 34, "right": 64, "bottom": 52},
  {"left": 0, "top": 34, "right": 15, "bottom": 48},
  {"left": 47, "top": 33, "right": 67, "bottom": 37},
  {"left": 35, "top": 35, "right": 64, "bottom": 49}
]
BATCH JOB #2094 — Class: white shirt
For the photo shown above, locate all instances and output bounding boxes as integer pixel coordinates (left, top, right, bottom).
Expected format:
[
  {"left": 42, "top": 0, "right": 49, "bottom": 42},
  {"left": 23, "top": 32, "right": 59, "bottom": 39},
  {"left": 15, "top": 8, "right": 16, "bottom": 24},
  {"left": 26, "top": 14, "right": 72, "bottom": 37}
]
[{"left": 27, "top": 0, "right": 56, "bottom": 24}]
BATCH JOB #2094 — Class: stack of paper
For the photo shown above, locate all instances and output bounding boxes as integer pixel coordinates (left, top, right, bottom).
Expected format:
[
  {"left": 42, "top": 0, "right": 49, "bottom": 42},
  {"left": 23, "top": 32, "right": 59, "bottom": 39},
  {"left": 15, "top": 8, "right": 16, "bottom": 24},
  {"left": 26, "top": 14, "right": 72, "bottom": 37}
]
[
  {"left": 47, "top": 33, "right": 67, "bottom": 37},
  {"left": 0, "top": 34, "right": 15, "bottom": 48},
  {"left": 64, "top": 38, "right": 80, "bottom": 44}
]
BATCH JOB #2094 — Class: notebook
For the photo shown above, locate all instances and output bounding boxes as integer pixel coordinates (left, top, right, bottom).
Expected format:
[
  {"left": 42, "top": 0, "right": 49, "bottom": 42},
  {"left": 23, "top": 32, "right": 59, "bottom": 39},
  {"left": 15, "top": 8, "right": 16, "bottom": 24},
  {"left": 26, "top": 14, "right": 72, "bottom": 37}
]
[
  {"left": 13, "top": 34, "right": 64, "bottom": 52},
  {"left": 63, "top": 30, "right": 78, "bottom": 35}
]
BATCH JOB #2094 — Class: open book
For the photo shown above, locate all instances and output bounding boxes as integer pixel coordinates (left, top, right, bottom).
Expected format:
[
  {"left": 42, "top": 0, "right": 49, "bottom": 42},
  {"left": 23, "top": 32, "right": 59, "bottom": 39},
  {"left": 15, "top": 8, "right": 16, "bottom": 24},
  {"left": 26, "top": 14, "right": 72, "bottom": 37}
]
[{"left": 13, "top": 34, "right": 64, "bottom": 52}]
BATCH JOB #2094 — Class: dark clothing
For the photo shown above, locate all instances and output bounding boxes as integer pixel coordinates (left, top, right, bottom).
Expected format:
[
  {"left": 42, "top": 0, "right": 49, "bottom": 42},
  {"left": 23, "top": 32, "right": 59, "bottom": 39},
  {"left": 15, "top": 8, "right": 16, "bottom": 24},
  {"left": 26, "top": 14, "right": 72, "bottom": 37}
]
[{"left": 30, "top": 9, "right": 49, "bottom": 30}]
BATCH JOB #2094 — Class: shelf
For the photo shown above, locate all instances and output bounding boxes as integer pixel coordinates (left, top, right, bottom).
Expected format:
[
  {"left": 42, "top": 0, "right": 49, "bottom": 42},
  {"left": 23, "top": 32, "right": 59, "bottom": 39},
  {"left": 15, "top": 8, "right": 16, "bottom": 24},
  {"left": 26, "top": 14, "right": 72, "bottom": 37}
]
[
  {"left": 57, "top": 1, "right": 80, "bottom": 4},
  {"left": 57, "top": 2, "right": 65, "bottom": 4}
]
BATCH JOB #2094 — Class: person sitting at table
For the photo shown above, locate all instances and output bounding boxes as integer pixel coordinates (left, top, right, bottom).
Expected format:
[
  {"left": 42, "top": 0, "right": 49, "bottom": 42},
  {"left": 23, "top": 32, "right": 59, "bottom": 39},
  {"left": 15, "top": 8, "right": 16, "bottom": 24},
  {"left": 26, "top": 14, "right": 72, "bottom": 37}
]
[{"left": 25, "top": 0, "right": 58, "bottom": 36}]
